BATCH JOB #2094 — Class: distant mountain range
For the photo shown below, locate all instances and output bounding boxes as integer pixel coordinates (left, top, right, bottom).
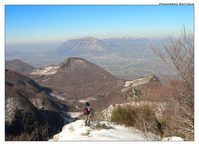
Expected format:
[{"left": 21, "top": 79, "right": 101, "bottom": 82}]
[
  {"left": 57, "top": 37, "right": 116, "bottom": 53},
  {"left": 6, "top": 36, "right": 176, "bottom": 81},
  {"left": 54, "top": 36, "right": 153, "bottom": 58}
]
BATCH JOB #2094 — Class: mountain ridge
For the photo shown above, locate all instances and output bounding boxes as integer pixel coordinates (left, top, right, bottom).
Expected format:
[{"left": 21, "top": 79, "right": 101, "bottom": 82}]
[
  {"left": 6, "top": 59, "right": 35, "bottom": 74},
  {"left": 5, "top": 69, "right": 72, "bottom": 140},
  {"left": 58, "top": 37, "right": 115, "bottom": 51}
]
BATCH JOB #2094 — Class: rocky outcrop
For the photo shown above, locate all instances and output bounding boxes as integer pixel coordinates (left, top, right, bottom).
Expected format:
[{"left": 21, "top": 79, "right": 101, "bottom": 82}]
[{"left": 121, "top": 75, "right": 160, "bottom": 93}]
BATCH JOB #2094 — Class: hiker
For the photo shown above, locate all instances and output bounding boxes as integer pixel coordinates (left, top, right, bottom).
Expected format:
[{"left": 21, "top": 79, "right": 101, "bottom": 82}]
[{"left": 83, "top": 102, "right": 91, "bottom": 126}]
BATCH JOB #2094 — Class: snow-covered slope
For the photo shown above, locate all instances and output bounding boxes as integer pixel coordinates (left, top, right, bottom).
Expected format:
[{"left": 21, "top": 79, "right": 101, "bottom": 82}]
[
  {"left": 50, "top": 120, "right": 184, "bottom": 141},
  {"left": 50, "top": 120, "right": 159, "bottom": 141},
  {"left": 30, "top": 65, "right": 59, "bottom": 75}
]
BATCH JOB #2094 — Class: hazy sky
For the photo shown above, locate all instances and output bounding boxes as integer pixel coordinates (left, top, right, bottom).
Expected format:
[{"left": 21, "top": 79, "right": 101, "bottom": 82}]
[{"left": 6, "top": 5, "right": 193, "bottom": 44}]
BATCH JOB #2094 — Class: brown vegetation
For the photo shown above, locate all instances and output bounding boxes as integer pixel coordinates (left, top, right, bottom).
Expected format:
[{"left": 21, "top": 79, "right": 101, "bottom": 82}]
[{"left": 152, "top": 27, "right": 194, "bottom": 140}]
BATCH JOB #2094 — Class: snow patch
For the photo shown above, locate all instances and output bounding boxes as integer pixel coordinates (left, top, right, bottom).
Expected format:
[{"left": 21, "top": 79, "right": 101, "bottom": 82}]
[
  {"left": 123, "top": 75, "right": 159, "bottom": 89},
  {"left": 125, "top": 80, "right": 135, "bottom": 87},
  {"left": 124, "top": 77, "right": 151, "bottom": 88},
  {"left": 30, "top": 65, "right": 59, "bottom": 75},
  {"left": 67, "top": 112, "right": 82, "bottom": 118},
  {"left": 50, "top": 93, "right": 65, "bottom": 101},
  {"left": 162, "top": 136, "right": 184, "bottom": 141},
  {"left": 79, "top": 97, "right": 97, "bottom": 103},
  {"left": 76, "top": 59, "right": 84, "bottom": 64}
]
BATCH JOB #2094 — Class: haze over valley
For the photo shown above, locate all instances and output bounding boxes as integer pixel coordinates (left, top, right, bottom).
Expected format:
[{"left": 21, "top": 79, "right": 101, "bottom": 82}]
[{"left": 6, "top": 36, "right": 176, "bottom": 81}]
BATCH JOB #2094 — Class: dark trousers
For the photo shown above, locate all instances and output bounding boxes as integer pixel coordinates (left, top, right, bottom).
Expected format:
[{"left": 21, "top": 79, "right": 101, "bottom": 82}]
[{"left": 85, "top": 114, "right": 91, "bottom": 126}]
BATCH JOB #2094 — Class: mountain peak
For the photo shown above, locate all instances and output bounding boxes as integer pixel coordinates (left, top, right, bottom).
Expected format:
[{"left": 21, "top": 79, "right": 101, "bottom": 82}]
[
  {"left": 38, "top": 57, "right": 120, "bottom": 99},
  {"left": 57, "top": 37, "right": 113, "bottom": 53},
  {"left": 59, "top": 57, "right": 86, "bottom": 69}
]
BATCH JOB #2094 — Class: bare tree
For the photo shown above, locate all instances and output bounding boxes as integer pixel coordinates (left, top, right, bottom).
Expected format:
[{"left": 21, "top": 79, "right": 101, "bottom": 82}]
[{"left": 152, "top": 27, "right": 194, "bottom": 140}]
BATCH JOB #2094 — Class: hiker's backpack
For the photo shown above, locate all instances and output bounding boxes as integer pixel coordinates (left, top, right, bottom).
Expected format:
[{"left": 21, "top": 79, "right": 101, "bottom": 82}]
[{"left": 83, "top": 106, "right": 90, "bottom": 115}]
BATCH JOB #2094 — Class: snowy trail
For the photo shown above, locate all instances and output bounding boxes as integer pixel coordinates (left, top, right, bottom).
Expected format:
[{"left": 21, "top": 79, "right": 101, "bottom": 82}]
[{"left": 50, "top": 120, "right": 159, "bottom": 141}]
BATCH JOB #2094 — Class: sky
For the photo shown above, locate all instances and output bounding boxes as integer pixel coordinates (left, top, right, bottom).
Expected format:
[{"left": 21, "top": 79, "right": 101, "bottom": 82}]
[{"left": 6, "top": 5, "right": 194, "bottom": 45}]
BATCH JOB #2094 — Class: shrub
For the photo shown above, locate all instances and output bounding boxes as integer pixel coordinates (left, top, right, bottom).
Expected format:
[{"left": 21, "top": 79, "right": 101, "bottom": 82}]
[
  {"left": 111, "top": 105, "right": 163, "bottom": 136},
  {"left": 94, "top": 122, "right": 113, "bottom": 130},
  {"left": 111, "top": 106, "right": 136, "bottom": 126}
]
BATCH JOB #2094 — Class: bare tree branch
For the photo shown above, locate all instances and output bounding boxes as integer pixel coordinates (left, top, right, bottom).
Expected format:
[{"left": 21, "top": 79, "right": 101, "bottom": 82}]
[{"left": 151, "top": 27, "right": 194, "bottom": 140}]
